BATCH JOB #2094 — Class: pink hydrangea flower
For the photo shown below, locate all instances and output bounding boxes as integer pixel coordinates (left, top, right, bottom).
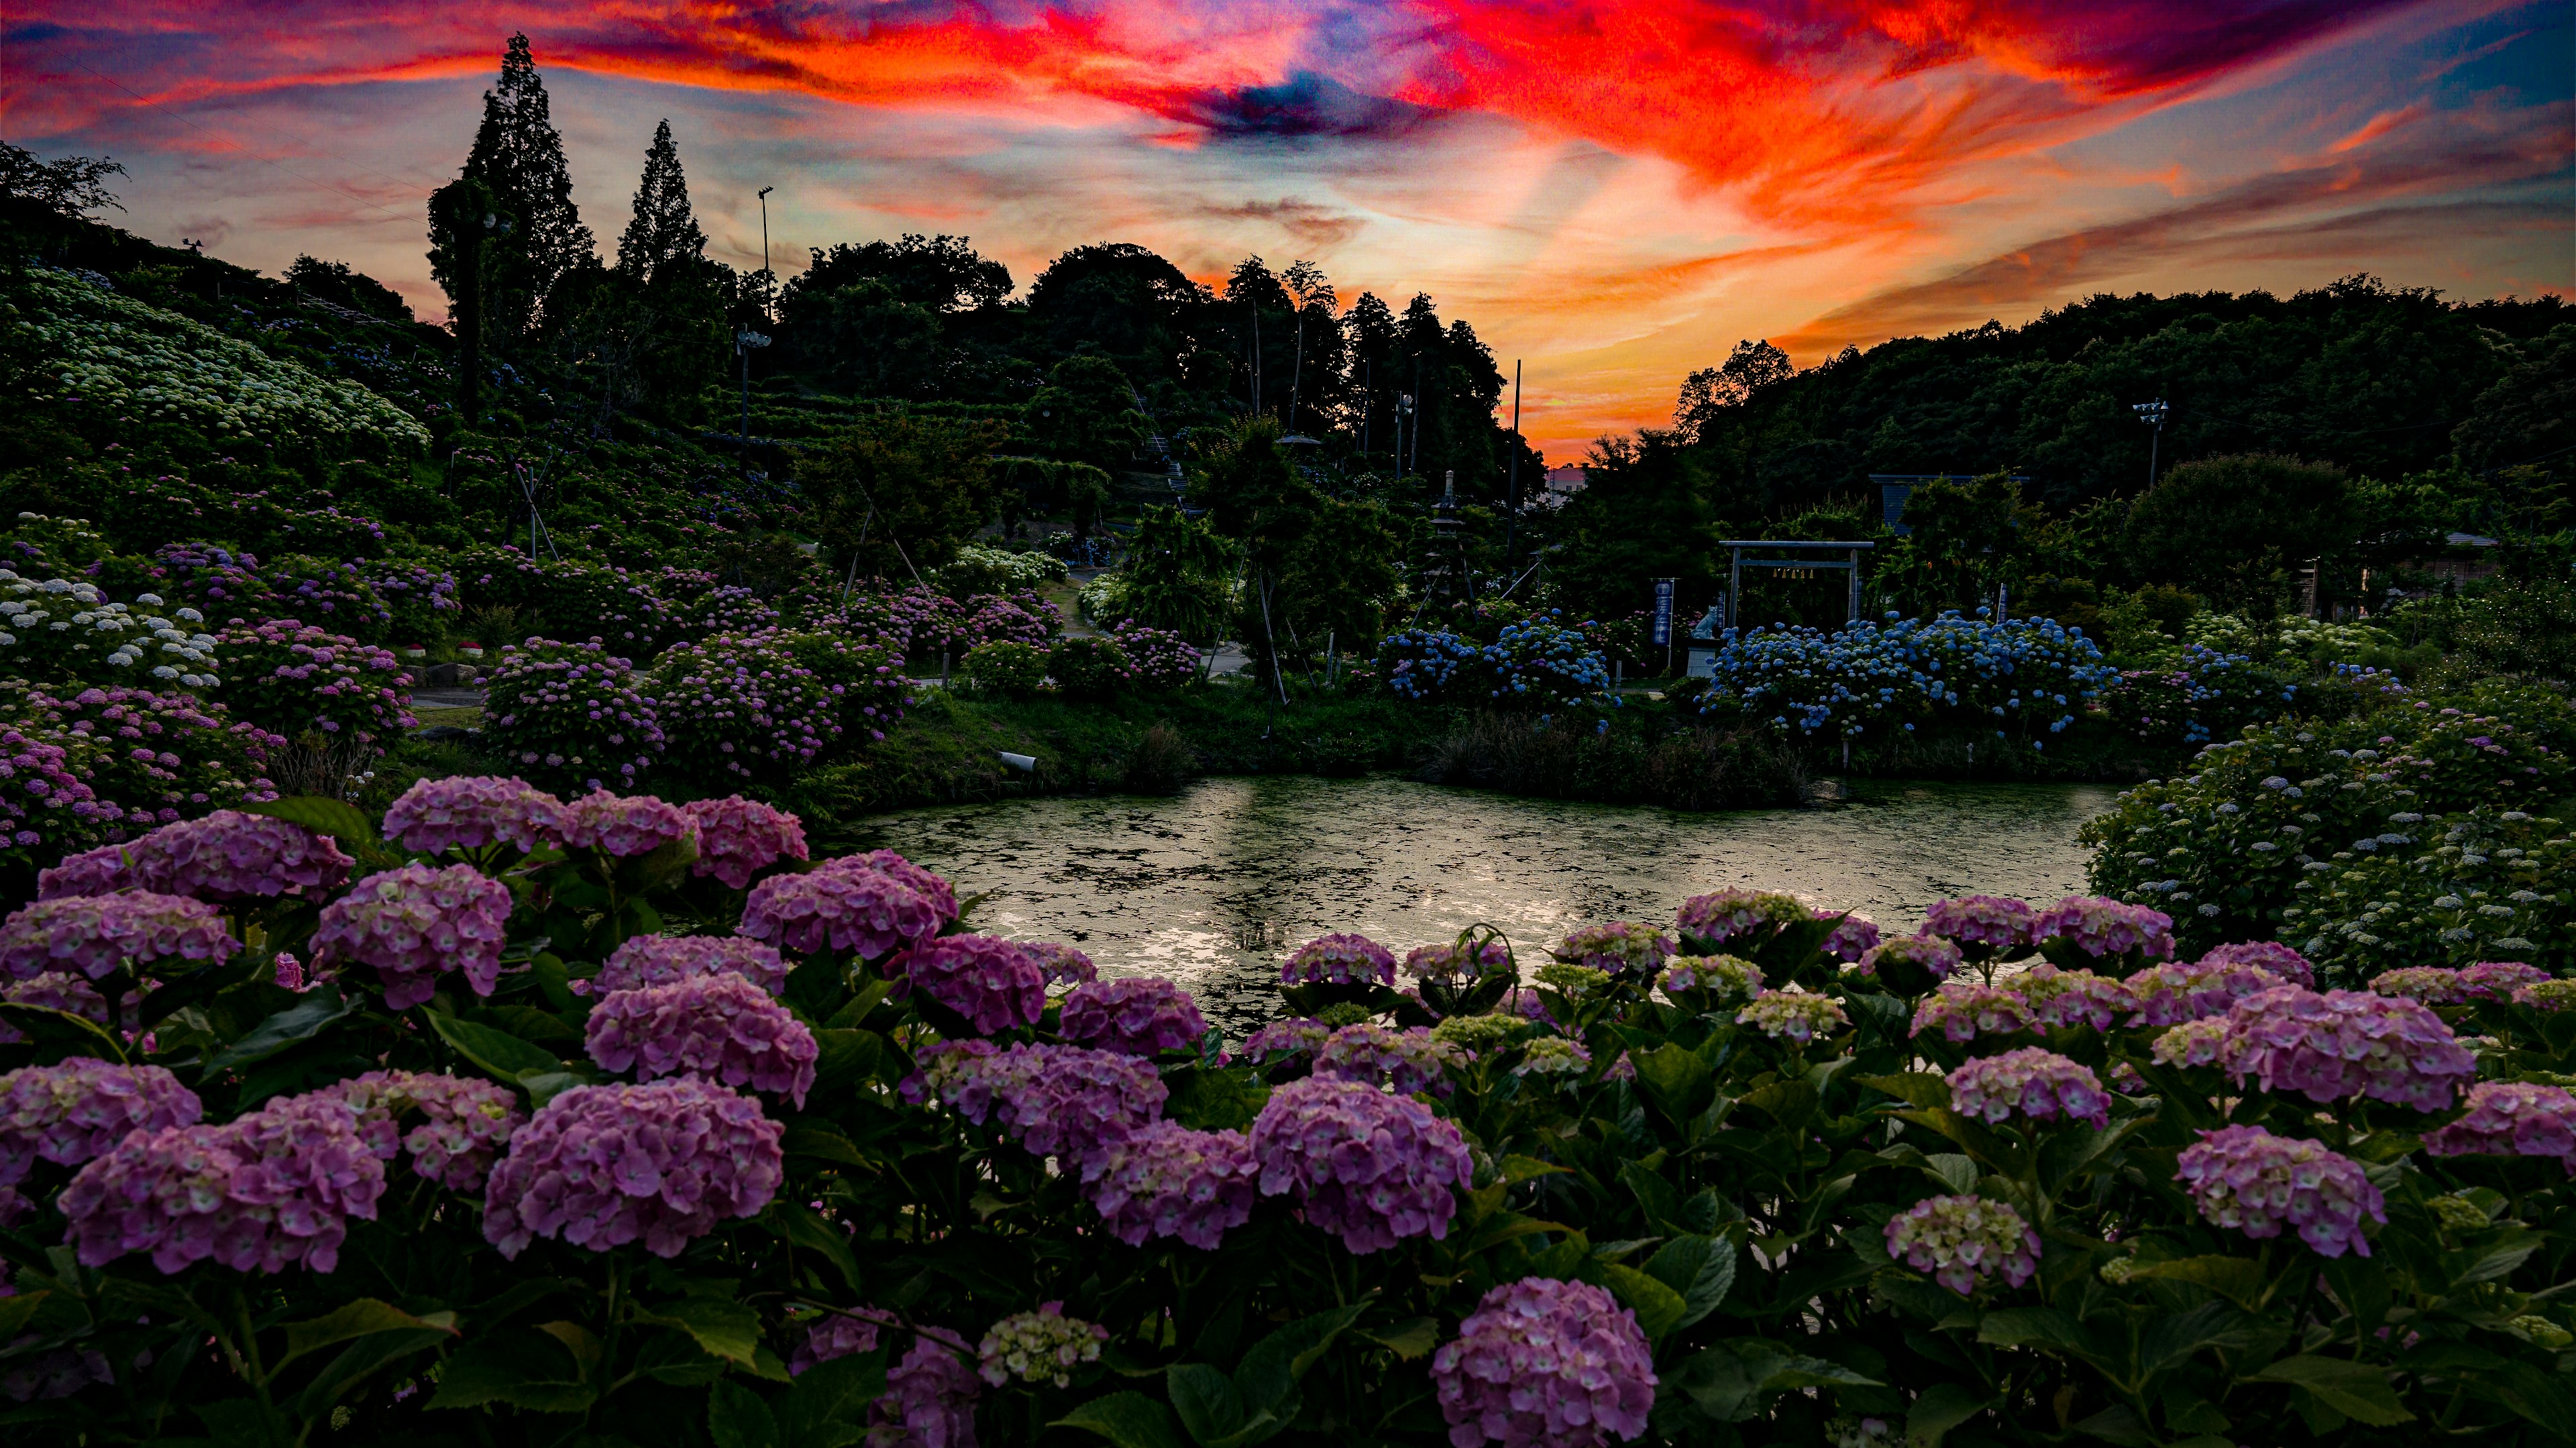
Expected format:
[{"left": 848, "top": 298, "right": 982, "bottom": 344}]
[
  {"left": 1282, "top": 933, "right": 1396, "bottom": 987},
  {"left": 1026, "top": 941, "right": 1097, "bottom": 988},
  {"left": 312, "top": 862, "right": 514, "bottom": 1011},
  {"left": 1910, "top": 981, "right": 2033, "bottom": 1042},
  {"left": 2423, "top": 1080, "right": 2576, "bottom": 1172},
  {"left": 1238, "top": 1018, "right": 1331, "bottom": 1066},
  {"left": 1432, "top": 1277, "right": 1656, "bottom": 1448},
  {"left": 2010, "top": 964, "right": 2137, "bottom": 1030},
  {"left": 1922, "top": 895, "right": 2037, "bottom": 952},
  {"left": 1, "top": 1058, "right": 201, "bottom": 1186},
  {"left": 39, "top": 810, "right": 352, "bottom": 902},
  {"left": 60, "top": 1091, "right": 384, "bottom": 1275},
  {"left": 906, "top": 1041, "right": 1165, "bottom": 1169},
  {"left": 1404, "top": 938, "right": 1511, "bottom": 985},
  {"left": 872, "top": 1333, "right": 981, "bottom": 1448},
  {"left": 1675, "top": 888, "right": 1807, "bottom": 948},
  {"left": 0, "top": 892, "right": 235, "bottom": 982},
  {"left": 380, "top": 775, "right": 564, "bottom": 854},
  {"left": 1945, "top": 1048, "right": 2108, "bottom": 1128},
  {"left": 683, "top": 795, "right": 810, "bottom": 889},
  {"left": 2033, "top": 896, "right": 2175, "bottom": 961},
  {"left": 1313, "top": 1023, "right": 1469, "bottom": 1096},
  {"left": 1884, "top": 1194, "right": 2039, "bottom": 1294},
  {"left": 2459, "top": 961, "right": 2553, "bottom": 1001},
  {"left": 555, "top": 789, "right": 698, "bottom": 857},
  {"left": 332, "top": 1070, "right": 525, "bottom": 1191},
  {"left": 1818, "top": 911, "right": 1882, "bottom": 963},
  {"left": 2124, "top": 958, "right": 2287, "bottom": 1028},
  {"left": 0, "top": 972, "right": 117, "bottom": 1044},
  {"left": 896, "top": 935, "right": 1047, "bottom": 1036},
  {"left": 483, "top": 1078, "right": 784, "bottom": 1259},
  {"left": 1735, "top": 989, "right": 1848, "bottom": 1043},
  {"left": 587, "top": 934, "right": 792, "bottom": 998},
  {"left": 586, "top": 973, "right": 820, "bottom": 1107},
  {"left": 1081, "top": 1121, "right": 1258, "bottom": 1249},
  {"left": 2150, "top": 1018, "right": 2229, "bottom": 1068},
  {"left": 1250, "top": 1075, "right": 1470, "bottom": 1254},
  {"left": 2219, "top": 986, "right": 2477, "bottom": 1112},
  {"left": 1856, "top": 934, "right": 1963, "bottom": 983},
  {"left": 739, "top": 852, "right": 957, "bottom": 959},
  {"left": 789, "top": 1312, "right": 883, "bottom": 1377},
  {"left": 1554, "top": 922, "right": 1674, "bottom": 977},
  {"left": 2371, "top": 967, "right": 2469, "bottom": 1005},
  {"left": 1660, "top": 955, "right": 1764, "bottom": 1005},
  {"left": 1057, "top": 977, "right": 1208, "bottom": 1056},
  {"left": 2198, "top": 940, "right": 2315, "bottom": 989},
  {"left": 2175, "top": 1125, "right": 2383, "bottom": 1258}
]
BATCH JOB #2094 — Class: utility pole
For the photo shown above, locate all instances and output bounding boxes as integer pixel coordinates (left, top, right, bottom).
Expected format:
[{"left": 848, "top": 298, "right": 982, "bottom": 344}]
[
  {"left": 757, "top": 185, "right": 775, "bottom": 323},
  {"left": 736, "top": 327, "right": 769, "bottom": 480},
  {"left": 1248, "top": 303, "right": 1262, "bottom": 416},
  {"left": 1504, "top": 358, "right": 1522, "bottom": 565},
  {"left": 2133, "top": 398, "right": 2169, "bottom": 490},
  {"left": 1410, "top": 356, "right": 1423, "bottom": 478},
  {"left": 1361, "top": 358, "right": 1372, "bottom": 461},
  {"left": 1397, "top": 394, "right": 1415, "bottom": 480}
]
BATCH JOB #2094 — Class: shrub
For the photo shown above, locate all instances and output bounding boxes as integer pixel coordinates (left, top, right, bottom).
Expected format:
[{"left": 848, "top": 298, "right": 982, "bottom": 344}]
[
  {"left": 0, "top": 681, "right": 278, "bottom": 875},
  {"left": 2096, "top": 645, "right": 2301, "bottom": 746},
  {"left": 651, "top": 632, "right": 847, "bottom": 789},
  {"left": 1694, "top": 612, "right": 2110, "bottom": 744},
  {"left": 482, "top": 637, "right": 664, "bottom": 792},
  {"left": 957, "top": 640, "right": 1047, "bottom": 698},
  {"left": 1107, "top": 620, "right": 1201, "bottom": 690},
  {"left": 211, "top": 618, "right": 413, "bottom": 751},
  {"left": 937, "top": 544, "right": 1069, "bottom": 596},
  {"left": 1383, "top": 612, "right": 1614, "bottom": 710},
  {"left": 1047, "top": 636, "right": 1130, "bottom": 700},
  {"left": 360, "top": 559, "right": 460, "bottom": 646},
  {"left": 0, "top": 570, "right": 222, "bottom": 691}
]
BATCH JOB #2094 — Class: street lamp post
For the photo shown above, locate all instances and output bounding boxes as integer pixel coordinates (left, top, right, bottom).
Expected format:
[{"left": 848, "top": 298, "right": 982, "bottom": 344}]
[
  {"left": 1397, "top": 394, "right": 1415, "bottom": 479},
  {"left": 2133, "top": 397, "right": 2169, "bottom": 490},
  {"left": 756, "top": 185, "right": 774, "bottom": 324},
  {"left": 736, "top": 327, "right": 770, "bottom": 480}
]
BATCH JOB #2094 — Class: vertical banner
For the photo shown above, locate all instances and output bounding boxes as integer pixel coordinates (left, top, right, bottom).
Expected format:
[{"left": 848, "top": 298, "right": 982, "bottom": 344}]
[{"left": 1650, "top": 578, "right": 1675, "bottom": 646}]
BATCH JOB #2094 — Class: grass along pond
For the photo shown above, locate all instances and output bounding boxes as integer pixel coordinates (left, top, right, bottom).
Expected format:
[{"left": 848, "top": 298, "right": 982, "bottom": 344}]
[{"left": 854, "top": 774, "right": 2116, "bottom": 1034}]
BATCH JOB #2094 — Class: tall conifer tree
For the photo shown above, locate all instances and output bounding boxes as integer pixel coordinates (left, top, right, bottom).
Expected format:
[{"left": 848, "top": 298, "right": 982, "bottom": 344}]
[
  {"left": 615, "top": 119, "right": 706, "bottom": 286},
  {"left": 439, "top": 33, "right": 593, "bottom": 343}
]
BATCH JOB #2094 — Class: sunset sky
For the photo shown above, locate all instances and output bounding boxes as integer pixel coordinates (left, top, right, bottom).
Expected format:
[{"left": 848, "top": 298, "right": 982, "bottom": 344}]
[{"left": 5, "top": 1, "right": 2569, "bottom": 455}]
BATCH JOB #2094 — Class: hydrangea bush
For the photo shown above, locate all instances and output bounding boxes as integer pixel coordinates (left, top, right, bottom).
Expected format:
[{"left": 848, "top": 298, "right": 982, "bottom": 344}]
[
  {"left": 0, "top": 800, "right": 2566, "bottom": 1448},
  {"left": 480, "top": 636, "right": 664, "bottom": 793},
  {"left": 1693, "top": 612, "right": 2110, "bottom": 743}
]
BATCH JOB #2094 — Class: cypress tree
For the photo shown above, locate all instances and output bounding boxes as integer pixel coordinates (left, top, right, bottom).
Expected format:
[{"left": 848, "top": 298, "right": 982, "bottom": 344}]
[
  {"left": 614, "top": 119, "right": 707, "bottom": 286},
  {"left": 444, "top": 32, "right": 594, "bottom": 343}
]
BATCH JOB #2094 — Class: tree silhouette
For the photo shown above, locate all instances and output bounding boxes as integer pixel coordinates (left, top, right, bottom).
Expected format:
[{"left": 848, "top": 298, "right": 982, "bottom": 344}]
[
  {"left": 437, "top": 33, "right": 594, "bottom": 346},
  {"left": 614, "top": 119, "right": 707, "bottom": 286}
]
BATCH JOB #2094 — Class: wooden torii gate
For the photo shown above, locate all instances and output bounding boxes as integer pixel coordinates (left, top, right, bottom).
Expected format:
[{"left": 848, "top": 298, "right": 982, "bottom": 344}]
[{"left": 1722, "top": 539, "right": 1875, "bottom": 630}]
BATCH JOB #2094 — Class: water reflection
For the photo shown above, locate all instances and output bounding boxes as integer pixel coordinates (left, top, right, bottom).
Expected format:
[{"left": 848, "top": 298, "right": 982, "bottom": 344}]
[{"left": 858, "top": 775, "right": 2114, "bottom": 1035}]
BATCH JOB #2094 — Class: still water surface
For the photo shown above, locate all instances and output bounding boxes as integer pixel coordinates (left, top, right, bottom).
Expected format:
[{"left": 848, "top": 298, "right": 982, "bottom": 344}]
[{"left": 858, "top": 776, "right": 2116, "bottom": 1034}]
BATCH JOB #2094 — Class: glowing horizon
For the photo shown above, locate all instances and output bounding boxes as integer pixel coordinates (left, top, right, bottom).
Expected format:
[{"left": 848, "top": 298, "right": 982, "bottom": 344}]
[{"left": 5, "top": 1, "right": 2567, "bottom": 456}]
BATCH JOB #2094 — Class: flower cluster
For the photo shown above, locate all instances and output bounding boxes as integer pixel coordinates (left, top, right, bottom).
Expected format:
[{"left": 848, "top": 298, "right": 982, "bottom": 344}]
[
  {"left": 1081, "top": 1121, "right": 1258, "bottom": 1249},
  {"left": 1513, "top": 1037, "right": 1593, "bottom": 1078},
  {"left": 1383, "top": 614, "right": 1615, "bottom": 708},
  {"left": 2034, "top": 895, "right": 2175, "bottom": 961},
  {"left": 1554, "top": 922, "right": 1674, "bottom": 977},
  {"left": 380, "top": 775, "right": 564, "bottom": 854},
  {"left": 334, "top": 1070, "right": 525, "bottom": 1191},
  {"left": 60, "top": 1091, "right": 386, "bottom": 1275},
  {"left": 2371, "top": 966, "right": 2475, "bottom": 1004},
  {"left": 1736, "top": 989, "right": 1848, "bottom": 1043},
  {"left": 2460, "top": 960, "right": 2554, "bottom": 999},
  {"left": 482, "top": 1078, "right": 784, "bottom": 1259},
  {"left": 41, "top": 809, "right": 350, "bottom": 901},
  {"left": 1404, "top": 938, "right": 1511, "bottom": 985},
  {"left": 1856, "top": 934, "right": 1962, "bottom": 983},
  {"left": 2218, "top": 986, "right": 2477, "bottom": 1111},
  {"left": 1884, "top": 1194, "right": 2041, "bottom": 1295},
  {"left": 2518, "top": 980, "right": 2576, "bottom": 1013},
  {"left": 682, "top": 795, "right": 809, "bottom": 888},
  {"left": 0, "top": 971, "right": 117, "bottom": 1044},
  {"left": 1, "top": 1059, "right": 201, "bottom": 1185},
  {"left": 1430, "top": 1277, "right": 1657, "bottom": 1448},
  {"left": 1105, "top": 620, "right": 1202, "bottom": 691},
  {"left": 0, "top": 573, "right": 223, "bottom": 691},
  {"left": 589, "top": 934, "right": 792, "bottom": 998},
  {"left": 1026, "top": 940, "right": 1097, "bottom": 988},
  {"left": 1695, "top": 612, "right": 2107, "bottom": 740},
  {"left": 2124, "top": 956, "right": 2289, "bottom": 1027},
  {"left": 1659, "top": 955, "right": 1764, "bottom": 1005},
  {"left": 740, "top": 850, "right": 957, "bottom": 959},
  {"left": 788, "top": 1313, "right": 880, "bottom": 1378},
  {"left": 1923, "top": 895, "right": 2037, "bottom": 953},
  {"left": 1251, "top": 1076, "right": 1472, "bottom": 1254},
  {"left": 556, "top": 789, "right": 697, "bottom": 858},
  {"left": 2, "top": 685, "right": 279, "bottom": 844},
  {"left": 2198, "top": 940, "right": 2316, "bottom": 989},
  {"left": 2151, "top": 1019, "right": 2230, "bottom": 1068},
  {"left": 1313, "top": 1023, "right": 1469, "bottom": 1096},
  {"left": 1238, "top": 1018, "right": 1332, "bottom": 1066},
  {"left": 907, "top": 1042, "right": 1167, "bottom": 1168},
  {"left": 1911, "top": 981, "right": 2033, "bottom": 1042},
  {"left": 977, "top": 1303, "right": 1108, "bottom": 1388},
  {"left": 1946, "top": 1048, "right": 2110, "bottom": 1128},
  {"left": 897, "top": 935, "right": 1048, "bottom": 1036},
  {"left": 2175, "top": 1125, "right": 2384, "bottom": 1258},
  {"left": 214, "top": 619, "right": 415, "bottom": 748},
  {"left": 482, "top": 638, "right": 664, "bottom": 792},
  {"left": 2422, "top": 1081, "right": 2576, "bottom": 1171},
  {"left": 312, "top": 862, "right": 513, "bottom": 1010},
  {"left": 1282, "top": 932, "right": 1397, "bottom": 987},
  {"left": 1819, "top": 911, "right": 1882, "bottom": 962},
  {"left": 0, "top": 891, "right": 236, "bottom": 981},
  {"left": 873, "top": 1336, "right": 982, "bottom": 1447},
  {"left": 651, "top": 632, "right": 847, "bottom": 787},
  {"left": 585, "top": 973, "right": 819, "bottom": 1106},
  {"left": 1057, "top": 976, "right": 1208, "bottom": 1056},
  {"left": 1674, "top": 888, "right": 1809, "bottom": 948},
  {"left": 2012, "top": 964, "right": 2137, "bottom": 1030}
]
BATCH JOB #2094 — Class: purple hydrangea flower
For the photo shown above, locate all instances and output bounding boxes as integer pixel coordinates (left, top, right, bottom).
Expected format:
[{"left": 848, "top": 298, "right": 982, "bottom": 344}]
[
  {"left": 1249, "top": 1075, "right": 1470, "bottom": 1254},
  {"left": 1, "top": 1058, "right": 201, "bottom": 1186},
  {"left": 2150, "top": 1018, "right": 2229, "bottom": 1068},
  {"left": 1856, "top": 934, "right": 1963, "bottom": 983},
  {"left": 1313, "top": 1023, "right": 1469, "bottom": 1096},
  {"left": 483, "top": 1078, "right": 785, "bottom": 1259},
  {"left": 1404, "top": 938, "right": 1511, "bottom": 985},
  {"left": 311, "top": 862, "right": 513, "bottom": 1011},
  {"left": 1911, "top": 981, "right": 2034, "bottom": 1042},
  {"left": 1818, "top": 910, "right": 1882, "bottom": 963},
  {"left": 380, "top": 775, "right": 564, "bottom": 854},
  {"left": 2011, "top": 964, "right": 2137, "bottom": 1030},
  {"left": 2198, "top": 940, "right": 2315, "bottom": 989},
  {"left": 1946, "top": 1048, "right": 2109, "bottom": 1128},
  {"left": 907, "top": 1042, "right": 1166, "bottom": 1169},
  {"left": 1675, "top": 888, "right": 1807, "bottom": 948},
  {"left": 1921, "top": 895, "right": 2037, "bottom": 952},
  {"left": 1884, "top": 1194, "right": 2039, "bottom": 1294},
  {"left": 39, "top": 810, "right": 352, "bottom": 902},
  {"left": 333, "top": 1070, "right": 525, "bottom": 1191},
  {"left": 2124, "top": 958, "right": 2287, "bottom": 1027},
  {"left": 977, "top": 1302, "right": 1108, "bottom": 1388},
  {"left": 1431, "top": 1277, "right": 1656, "bottom": 1448},
  {"left": 1282, "top": 933, "right": 1396, "bottom": 987},
  {"left": 0, "top": 972, "right": 117, "bottom": 1044},
  {"left": 2033, "top": 896, "right": 2175, "bottom": 962},
  {"left": 1026, "top": 941, "right": 1097, "bottom": 988},
  {"left": 554, "top": 789, "right": 700, "bottom": 858},
  {"left": 896, "top": 935, "right": 1047, "bottom": 1036},
  {"left": 587, "top": 934, "right": 792, "bottom": 998},
  {"left": 60, "top": 1091, "right": 385, "bottom": 1275},
  {"left": 2370, "top": 967, "right": 2470, "bottom": 1005},
  {"left": 1658, "top": 955, "right": 1763, "bottom": 1005},
  {"left": 1553, "top": 922, "right": 1675, "bottom": 977},
  {"left": 739, "top": 851, "right": 957, "bottom": 959},
  {"left": 1735, "top": 989, "right": 1848, "bottom": 1043},
  {"left": 1238, "top": 1018, "right": 1330, "bottom": 1066},
  {"left": 2175, "top": 1125, "right": 2383, "bottom": 1258},
  {"left": 2424, "top": 1080, "right": 2576, "bottom": 1171},
  {"left": 789, "top": 1312, "right": 883, "bottom": 1377},
  {"left": 1081, "top": 1121, "right": 1258, "bottom": 1249},
  {"left": 872, "top": 1333, "right": 981, "bottom": 1448},
  {"left": 683, "top": 795, "right": 810, "bottom": 889},
  {"left": 2219, "top": 986, "right": 2477, "bottom": 1111},
  {"left": 0, "top": 892, "right": 236, "bottom": 983},
  {"left": 1058, "top": 977, "right": 1208, "bottom": 1056},
  {"left": 2459, "top": 961, "right": 2553, "bottom": 1001},
  {"left": 586, "top": 973, "right": 819, "bottom": 1106}
]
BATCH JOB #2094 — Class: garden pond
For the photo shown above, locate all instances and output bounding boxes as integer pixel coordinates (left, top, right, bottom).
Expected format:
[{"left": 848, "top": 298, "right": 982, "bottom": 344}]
[{"left": 857, "top": 774, "right": 2116, "bottom": 1033}]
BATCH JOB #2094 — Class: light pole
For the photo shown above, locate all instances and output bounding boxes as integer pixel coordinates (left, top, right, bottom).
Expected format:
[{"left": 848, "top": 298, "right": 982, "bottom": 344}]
[
  {"left": 736, "top": 327, "right": 770, "bottom": 480},
  {"left": 756, "top": 185, "right": 775, "bottom": 324},
  {"left": 2133, "top": 397, "right": 2169, "bottom": 490},
  {"left": 1504, "top": 358, "right": 1522, "bottom": 566},
  {"left": 1397, "top": 394, "right": 1415, "bottom": 480}
]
